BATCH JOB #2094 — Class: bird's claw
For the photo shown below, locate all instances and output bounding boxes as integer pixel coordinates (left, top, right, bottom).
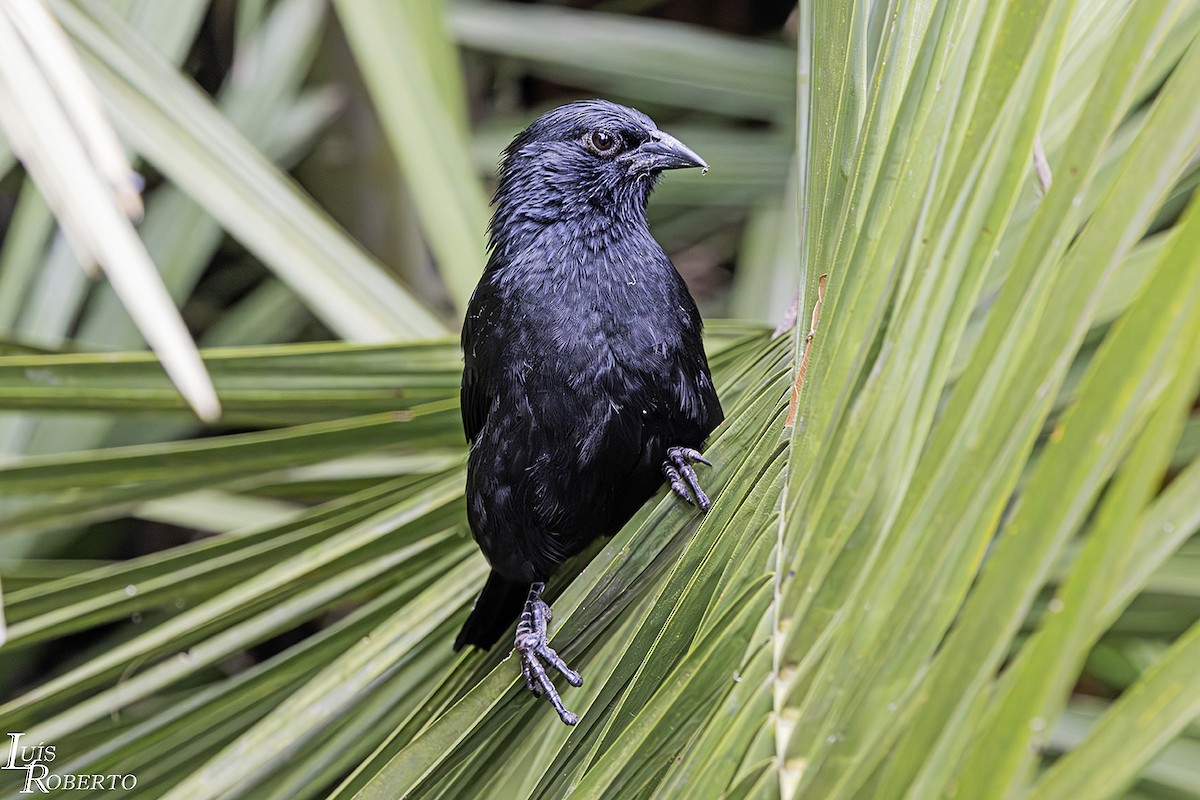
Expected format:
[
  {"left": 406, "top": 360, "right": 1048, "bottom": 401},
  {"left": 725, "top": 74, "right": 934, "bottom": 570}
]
[
  {"left": 663, "top": 446, "right": 714, "bottom": 511},
  {"left": 516, "top": 583, "right": 582, "bottom": 725}
]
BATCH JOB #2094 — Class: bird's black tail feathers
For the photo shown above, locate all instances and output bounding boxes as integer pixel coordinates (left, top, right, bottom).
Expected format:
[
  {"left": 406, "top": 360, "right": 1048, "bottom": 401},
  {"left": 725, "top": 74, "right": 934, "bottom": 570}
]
[{"left": 454, "top": 570, "right": 529, "bottom": 651}]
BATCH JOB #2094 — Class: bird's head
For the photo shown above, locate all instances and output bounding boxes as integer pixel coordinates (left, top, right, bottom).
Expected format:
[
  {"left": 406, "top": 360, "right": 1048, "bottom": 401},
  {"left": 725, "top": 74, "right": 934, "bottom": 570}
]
[{"left": 489, "top": 100, "right": 707, "bottom": 248}]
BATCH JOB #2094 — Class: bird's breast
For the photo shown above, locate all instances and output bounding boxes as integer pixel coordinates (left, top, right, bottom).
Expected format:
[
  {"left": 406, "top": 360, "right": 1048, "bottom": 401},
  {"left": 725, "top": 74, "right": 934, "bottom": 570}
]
[{"left": 486, "top": 230, "right": 703, "bottom": 416}]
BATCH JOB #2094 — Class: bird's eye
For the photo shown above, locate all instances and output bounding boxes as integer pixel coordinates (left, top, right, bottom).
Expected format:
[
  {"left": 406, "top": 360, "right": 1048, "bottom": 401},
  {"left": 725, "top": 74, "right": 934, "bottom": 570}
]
[{"left": 584, "top": 129, "right": 621, "bottom": 156}]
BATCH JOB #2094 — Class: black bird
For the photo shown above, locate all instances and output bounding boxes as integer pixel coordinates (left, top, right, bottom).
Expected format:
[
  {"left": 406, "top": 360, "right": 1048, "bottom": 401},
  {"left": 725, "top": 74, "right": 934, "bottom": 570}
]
[{"left": 455, "top": 100, "right": 723, "bottom": 725}]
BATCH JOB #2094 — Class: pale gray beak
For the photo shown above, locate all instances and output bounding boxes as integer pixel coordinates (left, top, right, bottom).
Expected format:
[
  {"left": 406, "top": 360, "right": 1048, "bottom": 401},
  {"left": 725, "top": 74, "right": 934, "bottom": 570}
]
[{"left": 636, "top": 130, "right": 708, "bottom": 173}]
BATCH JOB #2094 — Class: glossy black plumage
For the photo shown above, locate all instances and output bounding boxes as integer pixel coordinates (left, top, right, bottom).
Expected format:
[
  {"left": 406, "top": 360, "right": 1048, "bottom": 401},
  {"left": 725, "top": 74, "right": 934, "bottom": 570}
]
[{"left": 454, "top": 101, "right": 722, "bottom": 679}]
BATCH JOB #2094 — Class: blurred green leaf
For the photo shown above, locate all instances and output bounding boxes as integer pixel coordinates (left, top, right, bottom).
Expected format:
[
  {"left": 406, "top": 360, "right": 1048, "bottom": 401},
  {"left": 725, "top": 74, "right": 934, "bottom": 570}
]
[
  {"left": 0, "top": 0, "right": 219, "bottom": 421},
  {"left": 450, "top": 0, "right": 796, "bottom": 121},
  {"left": 334, "top": 0, "right": 489, "bottom": 312},
  {"left": 52, "top": 0, "right": 447, "bottom": 342}
]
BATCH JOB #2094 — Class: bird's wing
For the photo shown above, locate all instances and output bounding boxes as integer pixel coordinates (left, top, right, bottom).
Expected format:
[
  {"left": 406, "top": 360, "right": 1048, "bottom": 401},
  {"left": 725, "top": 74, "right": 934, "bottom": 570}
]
[
  {"left": 461, "top": 370, "right": 486, "bottom": 445},
  {"left": 460, "top": 281, "right": 500, "bottom": 444},
  {"left": 461, "top": 321, "right": 488, "bottom": 444}
]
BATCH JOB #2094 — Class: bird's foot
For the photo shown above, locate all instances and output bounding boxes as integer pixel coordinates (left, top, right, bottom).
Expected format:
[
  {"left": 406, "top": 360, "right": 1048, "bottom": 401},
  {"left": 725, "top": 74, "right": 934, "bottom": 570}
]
[
  {"left": 515, "top": 582, "right": 583, "bottom": 725},
  {"left": 663, "top": 446, "right": 714, "bottom": 511}
]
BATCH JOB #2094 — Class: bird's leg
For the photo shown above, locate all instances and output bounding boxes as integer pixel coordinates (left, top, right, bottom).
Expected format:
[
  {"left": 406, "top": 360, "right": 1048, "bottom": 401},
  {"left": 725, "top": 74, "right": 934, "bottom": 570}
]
[
  {"left": 515, "top": 581, "right": 583, "bottom": 726},
  {"left": 663, "top": 446, "right": 714, "bottom": 511}
]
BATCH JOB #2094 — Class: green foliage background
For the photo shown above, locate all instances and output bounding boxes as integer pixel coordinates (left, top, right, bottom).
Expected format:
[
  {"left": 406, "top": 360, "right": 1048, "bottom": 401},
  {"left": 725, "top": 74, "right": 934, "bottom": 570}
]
[{"left": 1, "top": 1, "right": 1199, "bottom": 798}]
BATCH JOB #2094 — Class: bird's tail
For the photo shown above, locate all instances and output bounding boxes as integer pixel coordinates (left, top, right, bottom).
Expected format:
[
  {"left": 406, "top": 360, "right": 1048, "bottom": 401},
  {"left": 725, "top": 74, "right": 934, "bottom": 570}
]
[{"left": 454, "top": 570, "right": 529, "bottom": 651}]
